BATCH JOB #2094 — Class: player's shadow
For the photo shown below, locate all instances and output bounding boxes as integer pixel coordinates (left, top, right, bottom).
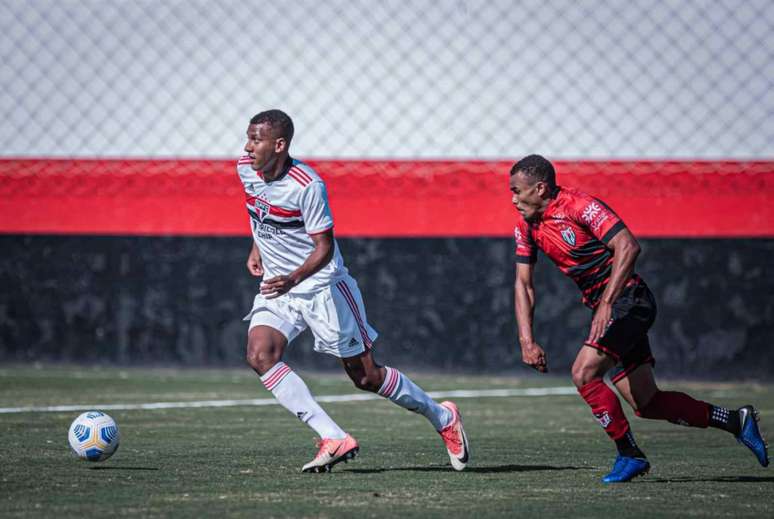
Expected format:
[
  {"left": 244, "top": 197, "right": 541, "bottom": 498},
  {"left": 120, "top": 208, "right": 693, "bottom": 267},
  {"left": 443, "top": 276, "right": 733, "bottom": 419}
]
[
  {"left": 88, "top": 466, "right": 159, "bottom": 471},
  {"left": 344, "top": 464, "right": 587, "bottom": 474},
  {"left": 645, "top": 475, "right": 774, "bottom": 484}
]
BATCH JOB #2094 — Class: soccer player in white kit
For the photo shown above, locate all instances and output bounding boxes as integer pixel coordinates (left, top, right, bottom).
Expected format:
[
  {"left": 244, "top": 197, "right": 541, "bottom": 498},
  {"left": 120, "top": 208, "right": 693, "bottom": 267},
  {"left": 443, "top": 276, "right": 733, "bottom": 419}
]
[{"left": 238, "top": 110, "right": 470, "bottom": 472}]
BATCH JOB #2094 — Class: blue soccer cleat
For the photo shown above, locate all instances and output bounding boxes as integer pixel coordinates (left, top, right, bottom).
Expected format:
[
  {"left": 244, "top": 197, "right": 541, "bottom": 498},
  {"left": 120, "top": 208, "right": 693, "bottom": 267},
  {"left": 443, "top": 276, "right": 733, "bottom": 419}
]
[
  {"left": 602, "top": 455, "right": 650, "bottom": 483},
  {"left": 736, "top": 406, "right": 769, "bottom": 467}
]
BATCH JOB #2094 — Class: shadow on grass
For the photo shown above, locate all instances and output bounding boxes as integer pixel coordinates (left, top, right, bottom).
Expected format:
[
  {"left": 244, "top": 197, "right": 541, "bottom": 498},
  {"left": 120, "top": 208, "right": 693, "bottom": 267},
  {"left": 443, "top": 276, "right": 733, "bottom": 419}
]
[
  {"left": 645, "top": 475, "right": 774, "bottom": 484},
  {"left": 88, "top": 466, "right": 159, "bottom": 471},
  {"left": 344, "top": 464, "right": 588, "bottom": 474}
]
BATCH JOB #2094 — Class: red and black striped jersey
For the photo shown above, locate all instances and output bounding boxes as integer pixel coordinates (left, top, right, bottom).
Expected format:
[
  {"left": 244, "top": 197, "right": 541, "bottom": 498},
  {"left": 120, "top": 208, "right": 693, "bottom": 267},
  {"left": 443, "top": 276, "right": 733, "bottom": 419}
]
[{"left": 514, "top": 186, "right": 633, "bottom": 308}]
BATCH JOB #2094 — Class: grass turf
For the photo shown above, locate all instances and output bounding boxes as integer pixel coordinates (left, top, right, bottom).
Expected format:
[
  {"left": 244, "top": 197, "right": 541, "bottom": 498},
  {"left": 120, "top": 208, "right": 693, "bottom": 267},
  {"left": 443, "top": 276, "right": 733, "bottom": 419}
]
[{"left": 0, "top": 366, "right": 772, "bottom": 518}]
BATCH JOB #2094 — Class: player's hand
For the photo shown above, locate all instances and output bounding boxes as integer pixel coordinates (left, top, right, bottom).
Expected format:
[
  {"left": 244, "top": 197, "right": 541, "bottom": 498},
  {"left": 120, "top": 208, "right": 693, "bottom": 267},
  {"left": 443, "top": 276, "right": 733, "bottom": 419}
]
[
  {"left": 520, "top": 341, "right": 548, "bottom": 373},
  {"left": 587, "top": 301, "right": 613, "bottom": 345},
  {"left": 246, "top": 247, "right": 264, "bottom": 277},
  {"left": 260, "top": 275, "right": 298, "bottom": 299}
]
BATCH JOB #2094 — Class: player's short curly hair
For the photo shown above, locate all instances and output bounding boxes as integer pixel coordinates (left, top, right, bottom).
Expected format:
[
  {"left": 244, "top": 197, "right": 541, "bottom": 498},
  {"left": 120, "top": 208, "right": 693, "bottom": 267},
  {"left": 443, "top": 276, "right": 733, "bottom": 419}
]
[
  {"left": 250, "top": 109, "right": 294, "bottom": 143},
  {"left": 510, "top": 154, "right": 556, "bottom": 188}
]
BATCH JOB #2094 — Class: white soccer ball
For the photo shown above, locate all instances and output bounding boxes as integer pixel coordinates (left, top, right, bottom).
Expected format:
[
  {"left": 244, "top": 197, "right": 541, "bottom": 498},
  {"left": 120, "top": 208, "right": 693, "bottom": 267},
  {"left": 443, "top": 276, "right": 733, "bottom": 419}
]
[{"left": 67, "top": 411, "right": 120, "bottom": 462}]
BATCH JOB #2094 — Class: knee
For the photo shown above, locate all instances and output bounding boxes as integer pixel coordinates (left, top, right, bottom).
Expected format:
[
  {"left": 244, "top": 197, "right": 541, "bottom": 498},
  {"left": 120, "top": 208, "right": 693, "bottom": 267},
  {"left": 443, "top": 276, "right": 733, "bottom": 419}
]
[
  {"left": 633, "top": 390, "right": 660, "bottom": 417},
  {"left": 351, "top": 370, "right": 384, "bottom": 393},
  {"left": 245, "top": 339, "right": 281, "bottom": 375},
  {"left": 571, "top": 361, "right": 602, "bottom": 389}
]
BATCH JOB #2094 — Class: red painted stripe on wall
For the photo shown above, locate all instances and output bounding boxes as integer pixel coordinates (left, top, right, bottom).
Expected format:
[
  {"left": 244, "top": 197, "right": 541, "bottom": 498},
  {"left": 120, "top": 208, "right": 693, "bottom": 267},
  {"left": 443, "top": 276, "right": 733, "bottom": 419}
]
[{"left": 1, "top": 159, "right": 772, "bottom": 237}]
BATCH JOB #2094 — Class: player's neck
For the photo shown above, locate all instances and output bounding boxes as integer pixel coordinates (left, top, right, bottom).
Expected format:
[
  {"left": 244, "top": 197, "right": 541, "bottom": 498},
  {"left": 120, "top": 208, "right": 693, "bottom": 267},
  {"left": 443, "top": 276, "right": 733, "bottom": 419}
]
[
  {"left": 263, "top": 155, "right": 292, "bottom": 182},
  {"left": 535, "top": 187, "right": 559, "bottom": 220}
]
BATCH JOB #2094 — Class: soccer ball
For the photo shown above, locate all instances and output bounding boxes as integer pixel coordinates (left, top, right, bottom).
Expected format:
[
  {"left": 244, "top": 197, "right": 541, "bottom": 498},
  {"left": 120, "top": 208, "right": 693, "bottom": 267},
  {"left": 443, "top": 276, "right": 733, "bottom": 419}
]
[{"left": 67, "top": 411, "right": 120, "bottom": 462}]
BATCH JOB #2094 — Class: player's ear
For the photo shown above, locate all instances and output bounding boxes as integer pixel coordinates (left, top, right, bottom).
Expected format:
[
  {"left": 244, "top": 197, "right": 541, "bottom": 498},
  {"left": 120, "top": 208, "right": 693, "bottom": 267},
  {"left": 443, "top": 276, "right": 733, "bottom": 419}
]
[
  {"left": 275, "top": 137, "right": 287, "bottom": 153},
  {"left": 536, "top": 181, "right": 548, "bottom": 197}
]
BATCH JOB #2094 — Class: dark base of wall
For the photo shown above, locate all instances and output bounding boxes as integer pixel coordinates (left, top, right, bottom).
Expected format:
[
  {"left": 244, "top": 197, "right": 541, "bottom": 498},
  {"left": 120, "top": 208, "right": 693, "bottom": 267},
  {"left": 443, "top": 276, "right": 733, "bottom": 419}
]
[{"left": 1, "top": 235, "right": 772, "bottom": 380}]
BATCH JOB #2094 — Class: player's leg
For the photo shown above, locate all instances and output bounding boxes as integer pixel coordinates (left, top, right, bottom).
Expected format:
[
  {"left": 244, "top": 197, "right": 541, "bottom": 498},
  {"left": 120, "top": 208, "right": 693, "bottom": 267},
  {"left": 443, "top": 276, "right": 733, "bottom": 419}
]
[
  {"left": 615, "top": 362, "right": 769, "bottom": 467},
  {"left": 574, "top": 345, "right": 651, "bottom": 483},
  {"left": 573, "top": 345, "right": 647, "bottom": 458},
  {"left": 578, "top": 281, "right": 662, "bottom": 482},
  {"left": 245, "top": 311, "right": 356, "bottom": 473},
  {"left": 341, "top": 350, "right": 451, "bottom": 430},
  {"left": 309, "top": 275, "right": 468, "bottom": 470},
  {"left": 341, "top": 350, "right": 469, "bottom": 471}
]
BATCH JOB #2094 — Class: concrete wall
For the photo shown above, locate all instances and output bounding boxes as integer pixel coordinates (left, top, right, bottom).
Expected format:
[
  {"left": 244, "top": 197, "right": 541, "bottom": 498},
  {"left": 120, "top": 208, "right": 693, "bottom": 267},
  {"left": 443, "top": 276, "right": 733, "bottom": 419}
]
[{"left": 3, "top": 235, "right": 772, "bottom": 379}]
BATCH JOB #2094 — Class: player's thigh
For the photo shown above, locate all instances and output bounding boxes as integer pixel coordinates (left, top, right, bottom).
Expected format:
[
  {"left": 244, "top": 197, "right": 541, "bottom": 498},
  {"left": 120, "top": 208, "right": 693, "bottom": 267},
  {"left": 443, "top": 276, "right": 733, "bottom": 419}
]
[
  {"left": 304, "top": 278, "right": 378, "bottom": 358},
  {"left": 613, "top": 362, "right": 659, "bottom": 411},
  {"left": 594, "top": 281, "right": 657, "bottom": 357}
]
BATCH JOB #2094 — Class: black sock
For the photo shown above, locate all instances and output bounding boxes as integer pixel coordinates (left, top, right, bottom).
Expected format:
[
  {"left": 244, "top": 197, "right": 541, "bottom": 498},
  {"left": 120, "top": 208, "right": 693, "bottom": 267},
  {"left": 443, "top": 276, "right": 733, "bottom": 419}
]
[
  {"left": 708, "top": 405, "right": 741, "bottom": 435},
  {"left": 615, "top": 430, "right": 646, "bottom": 458}
]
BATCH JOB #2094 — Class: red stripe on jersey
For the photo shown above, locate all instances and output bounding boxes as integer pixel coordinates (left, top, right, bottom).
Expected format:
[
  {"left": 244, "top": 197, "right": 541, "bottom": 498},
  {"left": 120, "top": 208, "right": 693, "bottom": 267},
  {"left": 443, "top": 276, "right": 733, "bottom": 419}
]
[
  {"left": 245, "top": 195, "right": 302, "bottom": 218},
  {"left": 308, "top": 225, "right": 333, "bottom": 236},
  {"left": 584, "top": 341, "right": 621, "bottom": 361},
  {"left": 269, "top": 205, "right": 301, "bottom": 218},
  {"left": 290, "top": 167, "right": 313, "bottom": 184},
  {"left": 287, "top": 170, "right": 310, "bottom": 187}
]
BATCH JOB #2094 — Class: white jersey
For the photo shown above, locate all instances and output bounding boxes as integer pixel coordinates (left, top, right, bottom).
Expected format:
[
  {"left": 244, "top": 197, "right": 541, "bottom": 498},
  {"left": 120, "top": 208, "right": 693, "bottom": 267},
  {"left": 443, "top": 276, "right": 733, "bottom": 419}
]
[{"left": 237, "top": 156, "right": 348, "bottom": 294}]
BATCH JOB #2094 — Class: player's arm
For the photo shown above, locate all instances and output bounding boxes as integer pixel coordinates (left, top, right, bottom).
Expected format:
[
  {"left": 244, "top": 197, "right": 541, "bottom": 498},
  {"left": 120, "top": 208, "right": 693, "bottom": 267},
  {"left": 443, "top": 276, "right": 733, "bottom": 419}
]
[
  {"left": 515, "top": 262, "right": 548, "bottom": 373},
  {"left": 587, "top": 227, "right": 641, "bottom": 344},
  {"left": 246, "top": 241, "right": 264, "bottom": 276},
  {"left": 260, "top": 228, "right": 334, "bottom": 299}
]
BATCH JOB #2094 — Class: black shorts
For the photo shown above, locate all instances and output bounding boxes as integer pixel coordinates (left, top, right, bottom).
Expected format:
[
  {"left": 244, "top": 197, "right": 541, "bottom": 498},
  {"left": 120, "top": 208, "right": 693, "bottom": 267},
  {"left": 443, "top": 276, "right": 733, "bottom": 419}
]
[{"left": 585, "top": 280, "right": 657, "bottom": 383}]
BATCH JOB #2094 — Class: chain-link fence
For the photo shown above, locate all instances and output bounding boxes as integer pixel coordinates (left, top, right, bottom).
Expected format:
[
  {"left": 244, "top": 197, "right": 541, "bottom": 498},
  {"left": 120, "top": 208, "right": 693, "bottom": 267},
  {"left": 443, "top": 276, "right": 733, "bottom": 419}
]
[{"left": 1, "top": 0, "right": 772, "bottom": 159}]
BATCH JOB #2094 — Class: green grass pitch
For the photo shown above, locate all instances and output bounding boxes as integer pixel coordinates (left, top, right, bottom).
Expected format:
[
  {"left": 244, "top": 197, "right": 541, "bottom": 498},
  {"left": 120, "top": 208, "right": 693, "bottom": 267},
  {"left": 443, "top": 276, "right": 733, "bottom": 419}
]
[{"left": 1, "top": 366, "right": 772, "bottom": 518}]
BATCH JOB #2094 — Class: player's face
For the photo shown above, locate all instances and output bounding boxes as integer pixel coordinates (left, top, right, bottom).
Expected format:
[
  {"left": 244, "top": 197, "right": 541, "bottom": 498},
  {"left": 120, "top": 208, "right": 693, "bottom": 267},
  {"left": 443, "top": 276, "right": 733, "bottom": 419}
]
[
  {"left": 510, "top": 171, "right": 546, "bottom": 222},
  {"left": 244, "top": 123, "right": 284, "bottom": 173}
]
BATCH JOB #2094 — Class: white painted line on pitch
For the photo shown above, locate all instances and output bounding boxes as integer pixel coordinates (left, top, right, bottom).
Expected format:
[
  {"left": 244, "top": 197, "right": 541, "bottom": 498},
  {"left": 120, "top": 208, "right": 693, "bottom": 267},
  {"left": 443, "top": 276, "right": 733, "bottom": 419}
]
[{"left": 0, "top": 386, "right": 578, "bottom": 414}]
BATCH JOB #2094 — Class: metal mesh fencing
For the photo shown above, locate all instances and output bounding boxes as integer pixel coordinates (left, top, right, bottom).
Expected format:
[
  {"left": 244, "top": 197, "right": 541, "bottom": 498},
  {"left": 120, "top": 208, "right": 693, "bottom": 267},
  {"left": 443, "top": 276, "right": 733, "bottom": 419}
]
[{"left": 1, "top": 0, "right": 772, "bottom": 159}]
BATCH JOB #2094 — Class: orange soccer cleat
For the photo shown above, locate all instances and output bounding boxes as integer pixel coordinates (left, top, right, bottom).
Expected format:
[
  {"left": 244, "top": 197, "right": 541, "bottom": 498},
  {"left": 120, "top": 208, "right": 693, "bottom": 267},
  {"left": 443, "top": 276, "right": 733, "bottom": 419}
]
[
  {"left": 301, "top": 434, "right": 359, "bottom": 473},
  {"left": 439, "top": 401, "right": 470, "bottom": 471}
]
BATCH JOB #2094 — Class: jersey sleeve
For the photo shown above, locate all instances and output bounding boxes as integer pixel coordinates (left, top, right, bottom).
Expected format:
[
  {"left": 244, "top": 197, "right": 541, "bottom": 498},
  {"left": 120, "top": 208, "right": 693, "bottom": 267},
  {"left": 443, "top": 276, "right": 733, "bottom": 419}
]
[
  {"left": 514, "top": 218, "right": 537, "bottom": 264},
  {"left": 575, "top": 195, "right": 626, "bottom": 244},
  {"left": 299, "top": 181, "right": 334, "bottom": 235}
]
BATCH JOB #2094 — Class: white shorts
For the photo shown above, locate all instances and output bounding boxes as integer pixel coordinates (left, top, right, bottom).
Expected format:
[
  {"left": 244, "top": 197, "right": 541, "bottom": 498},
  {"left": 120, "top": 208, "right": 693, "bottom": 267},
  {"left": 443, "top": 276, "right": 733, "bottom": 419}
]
[{"left": 243, "top": 275, "right": 378, "bottom": 358}]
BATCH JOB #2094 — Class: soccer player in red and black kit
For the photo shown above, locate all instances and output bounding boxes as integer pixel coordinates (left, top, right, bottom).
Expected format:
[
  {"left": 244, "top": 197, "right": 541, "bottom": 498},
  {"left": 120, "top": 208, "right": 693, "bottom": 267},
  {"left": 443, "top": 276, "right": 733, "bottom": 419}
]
[{"left": 510, "top": 154, "right": 769, "bottom": 483}]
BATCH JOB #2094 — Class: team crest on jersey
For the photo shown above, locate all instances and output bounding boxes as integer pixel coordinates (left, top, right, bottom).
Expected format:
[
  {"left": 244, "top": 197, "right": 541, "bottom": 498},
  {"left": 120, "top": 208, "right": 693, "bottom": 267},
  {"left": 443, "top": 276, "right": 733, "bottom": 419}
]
[
  {"left": 254, "top": 198, "right": 270, "bottom": 222},
  {"left": 560, "top": 226, "right": 576, "bottom": 246}
]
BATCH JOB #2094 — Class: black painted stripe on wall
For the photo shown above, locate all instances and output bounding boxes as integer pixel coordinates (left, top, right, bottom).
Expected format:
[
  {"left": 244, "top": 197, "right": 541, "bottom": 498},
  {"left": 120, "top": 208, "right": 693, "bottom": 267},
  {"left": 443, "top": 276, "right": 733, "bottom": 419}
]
[{"left": 1, "top": 235, "right": 772, "bottom": 379}]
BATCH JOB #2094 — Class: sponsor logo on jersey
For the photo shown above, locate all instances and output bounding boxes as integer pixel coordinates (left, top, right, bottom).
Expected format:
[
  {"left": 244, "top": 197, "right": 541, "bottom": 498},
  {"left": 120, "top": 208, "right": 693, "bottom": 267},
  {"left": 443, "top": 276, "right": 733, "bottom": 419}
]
[
  {"left": 581, "top": 202, "right": 602, "bottom": 224},
  {"left": 514, "top": 228, "right": 523, "bottom": 242},
  {"left": 560, "top": 226, "right": 576, "bottom": 246}
]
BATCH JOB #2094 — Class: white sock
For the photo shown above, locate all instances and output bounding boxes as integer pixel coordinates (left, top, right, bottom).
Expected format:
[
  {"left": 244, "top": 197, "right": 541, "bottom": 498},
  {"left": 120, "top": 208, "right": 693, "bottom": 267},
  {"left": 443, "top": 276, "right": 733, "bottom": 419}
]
[
  {"left": 260, "top": 362, "right": 347, "bottom": 440},
  {"left": 377, "top": 366, "right": 452, "bottom": 431}
]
